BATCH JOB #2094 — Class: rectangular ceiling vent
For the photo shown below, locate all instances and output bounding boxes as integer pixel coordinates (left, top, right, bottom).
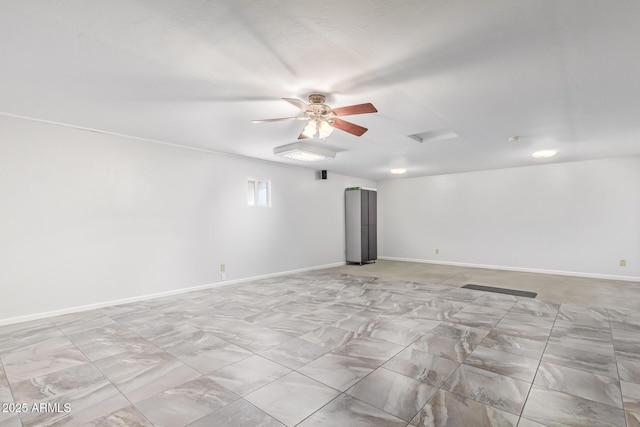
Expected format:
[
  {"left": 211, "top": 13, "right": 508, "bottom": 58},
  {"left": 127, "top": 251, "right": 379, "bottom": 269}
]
[{"left": 408, "top": 129, "right": 459, "bottom": 143}]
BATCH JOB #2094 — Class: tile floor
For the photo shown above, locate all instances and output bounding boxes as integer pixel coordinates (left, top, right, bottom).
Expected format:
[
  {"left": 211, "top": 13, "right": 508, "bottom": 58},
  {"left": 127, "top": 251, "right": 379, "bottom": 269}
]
[{"left": 1, "top": 261, "right": 640, "bottom": 426}]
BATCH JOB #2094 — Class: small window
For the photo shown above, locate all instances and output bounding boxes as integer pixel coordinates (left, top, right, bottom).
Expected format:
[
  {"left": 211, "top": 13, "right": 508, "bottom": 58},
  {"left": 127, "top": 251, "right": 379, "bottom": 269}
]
[{"left": 247, "top": 178, "right": 271, "bottom": 207}]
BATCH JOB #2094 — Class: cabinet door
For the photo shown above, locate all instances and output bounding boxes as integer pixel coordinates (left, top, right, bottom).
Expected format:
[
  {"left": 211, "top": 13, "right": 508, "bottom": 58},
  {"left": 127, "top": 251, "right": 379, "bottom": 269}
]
[
  {"left": 361, "top": 190, "right": 369, "bottom": 226},
  {"left": 368, "top": 190, "right": 377, "bottom": 226},
  {"left": 361, "top": 226, "right": 369, "bottom": 262},
  {"left": 368, "top": 225, "right": 377, "bottom": 260}
]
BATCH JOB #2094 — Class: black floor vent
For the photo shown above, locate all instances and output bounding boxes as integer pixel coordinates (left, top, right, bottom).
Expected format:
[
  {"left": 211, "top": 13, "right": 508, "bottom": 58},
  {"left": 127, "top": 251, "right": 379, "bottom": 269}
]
[{"left": 462, "top": 284, "right": 537, "bottom": 299}]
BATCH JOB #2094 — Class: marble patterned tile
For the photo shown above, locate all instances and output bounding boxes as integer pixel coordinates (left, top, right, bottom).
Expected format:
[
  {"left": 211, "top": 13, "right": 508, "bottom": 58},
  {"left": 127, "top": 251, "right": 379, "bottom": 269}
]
[
  {"left": 299, "top": 326, "right": 359, "bottom": 350},
  {"left": 19, "top": 380, "right": 130, "bottom": 427},
  {"left": 383, "top": 347, "right": 460, "bottom": 387},
  {"left": 245, "top": 372, "right": 340, "bottom": 427},
  {"left": 1, "top": 336, "right": 88, "bottom": 384},
  {"left": 367, "top": 318, "right": 441, "bottom": 346},
  {"left": 85, "top": 405, "right": 154, "bottom": 426},
  {"left": 547, "top": 332, "right": 615, "bottom": 358},
  {"left": 50, "top": 311, "right": 117, "bottom": 335},
  {"left": 411, "top": 331, "right": 476, "bottom": 362},
  {"left": 534, "top": 361, "right": 623, "bottom": 408},
  {"left": 69, "top": 325, "right": 155, "bottom": 361},
  {"left": 521, "top": 385, "right": 626, "bottom": 427},
  {"left": 405, "top": 303, "right": 462, "bottom": 321},
  {"left": 480, "top": 329, "right": 547, "bottom": 359},
  {"left": 0, "top": 415, "right": 21, "bottom": 427},
  {"left": 94, "top": 348, "right": 201, "bottom": 403},
  {"left": 464, "top": 346, "right": 539, "bottom": 382},
  {"left": 298, "top": 352, "right": 375, "bottom": 391},
  {"left": 410, "top": 389, "right": 519, "bottom": 427},
  {"left": 509, "top": 300, "right": 559, "bottom": 319},
  {"left": 622, "top": 381, "right": 640, "bottom": 413},
  {"left": 11, "top": 362, "right": 106, "bottom": 403},
  {"left": 493, "top": 315, "right": 553, "bottom": 341},
  {"left": 0, "top": 363, "right": 12, "bottom": 403},
  {"left": 135, "top": 376, "right": 238, "bottom": 426},
  {"left": 259, "top": 338, "right": 328, "bottom": 370},
  {"left": 206, "top": 355, "right": 290, "bottom": 396},
  {"left": 612, "top": 328, "right": 640, "bottom": 359},
  {"left": 346, "top": 367, "right": 438, "bottom": 422},
  {"left": 471, "top": 293, "right": 518, "bottom": 310},
  {"left": 515, "top": 418, "right": 548, "bottom": 427},
  {"left": 430, "top": 322, "right": 491, "bottom": 346},
  {"left": 618, "top": 356, "right": 640, "bottom": 384},
  {"left": 628, "top": 410, "right": 640, "bottom": 427},
  {"left": 442, "top": 364, "right": 530, "bottom": 414},
  {"left": 0, "top": 319, "right": 61, "bottom": 355},
  {"left": 331, "top": 336, "right": 404, "bottom": 366},
  {"left": 542, "top": 342, "right": 619, "bottom": 378},
  {"left": 298, "top": 393, "right": 406, "bottom": 427},
  {"left": 557, "top": 303, "right": 610, "bottom": 328},
  {"left": 188, "top": 398, "right": 285, "bottom": 427}
]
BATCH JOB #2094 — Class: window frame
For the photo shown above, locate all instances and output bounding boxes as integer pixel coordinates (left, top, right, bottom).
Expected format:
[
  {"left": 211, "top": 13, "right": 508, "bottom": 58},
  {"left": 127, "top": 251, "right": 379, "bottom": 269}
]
[{"left": 247, "top": 178, "right": 271, "bottom": 207}]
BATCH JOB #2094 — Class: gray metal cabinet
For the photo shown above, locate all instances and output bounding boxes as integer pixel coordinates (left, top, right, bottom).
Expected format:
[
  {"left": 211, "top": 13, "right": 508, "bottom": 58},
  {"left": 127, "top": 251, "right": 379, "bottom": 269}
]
[{"left": 345, "top": 188, "right": 377, "bottom": 264}]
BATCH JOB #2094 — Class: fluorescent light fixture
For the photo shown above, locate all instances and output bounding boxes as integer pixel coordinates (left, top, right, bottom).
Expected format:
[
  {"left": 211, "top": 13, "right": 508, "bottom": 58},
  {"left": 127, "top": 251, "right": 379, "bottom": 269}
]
[
  {"left": 390, "top": 168, "right": 407, "bottom": 175},
  {"left": 273, "top": 142, "right": 336, "bottom": 162},
  {"left": 532, "top": 150, "right": 557, "bottom": 159}
]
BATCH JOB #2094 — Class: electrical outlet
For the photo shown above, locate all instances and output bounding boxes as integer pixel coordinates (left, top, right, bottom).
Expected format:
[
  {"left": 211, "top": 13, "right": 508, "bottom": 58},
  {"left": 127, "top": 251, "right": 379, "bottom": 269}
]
[
  {"left": 220, "top": 264, "right": 225, "bottom": 272},
  {"left": 435, "top": 249, "right": 440, "bottom": 254},
  {"left": 620, "top": 259, "right": 627, "bottom": 267}
]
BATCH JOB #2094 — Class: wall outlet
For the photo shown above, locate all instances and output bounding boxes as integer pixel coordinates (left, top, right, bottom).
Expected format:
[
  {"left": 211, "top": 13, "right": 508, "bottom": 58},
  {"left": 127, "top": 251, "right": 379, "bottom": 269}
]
[
  {"left": 435, "top": 248, "right": 440, "bottom": 254},
  {"left": 220, "top": 264, "right": 226, "bottom": 272},
  {"left": 620, "top": 259, "right": 627, "bottom": 267}
]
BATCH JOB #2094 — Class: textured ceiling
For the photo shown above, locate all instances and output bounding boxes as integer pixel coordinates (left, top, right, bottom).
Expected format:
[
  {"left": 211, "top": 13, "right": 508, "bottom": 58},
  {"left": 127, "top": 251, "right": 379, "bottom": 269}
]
[{"left": 2, "top": 0, "right": 640, "bottom": 180}]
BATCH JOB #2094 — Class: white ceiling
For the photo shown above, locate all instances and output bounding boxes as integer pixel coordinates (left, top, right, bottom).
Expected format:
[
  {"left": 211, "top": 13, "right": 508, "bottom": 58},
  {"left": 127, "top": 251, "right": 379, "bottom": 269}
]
[{"left": 2, "top": 0, "right": 640, "bottom": 181}]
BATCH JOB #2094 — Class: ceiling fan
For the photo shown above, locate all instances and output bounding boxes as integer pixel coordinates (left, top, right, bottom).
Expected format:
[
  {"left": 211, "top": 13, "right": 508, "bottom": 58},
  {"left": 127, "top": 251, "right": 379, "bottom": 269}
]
[{"left": 252, "top": 94, "right": 377, "bottom": 139}]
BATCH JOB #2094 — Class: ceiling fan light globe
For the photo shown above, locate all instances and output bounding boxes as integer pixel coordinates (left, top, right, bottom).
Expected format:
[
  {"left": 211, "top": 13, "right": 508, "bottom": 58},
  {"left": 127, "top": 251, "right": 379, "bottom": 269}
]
[
  {"left": 302, "top": 119, "right": 317, "bottom": 138},
  {"left": 318, "top": 120, "right": 334, "bottom": 138}
]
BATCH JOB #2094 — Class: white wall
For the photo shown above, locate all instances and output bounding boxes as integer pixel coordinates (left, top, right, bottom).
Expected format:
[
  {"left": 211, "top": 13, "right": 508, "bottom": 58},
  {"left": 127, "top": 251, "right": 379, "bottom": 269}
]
[
  {"left": 0, "top": 114, "right": 374, "bottom": 323},
  {"left": 378, "top": 157, "right": 640, "bottom": 280}
]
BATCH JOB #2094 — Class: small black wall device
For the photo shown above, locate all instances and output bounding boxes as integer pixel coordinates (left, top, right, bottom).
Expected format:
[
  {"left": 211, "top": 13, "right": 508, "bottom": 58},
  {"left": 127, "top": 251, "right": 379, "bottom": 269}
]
[{"left": 321, "top": 170, "right": 327, "bottom": 180}]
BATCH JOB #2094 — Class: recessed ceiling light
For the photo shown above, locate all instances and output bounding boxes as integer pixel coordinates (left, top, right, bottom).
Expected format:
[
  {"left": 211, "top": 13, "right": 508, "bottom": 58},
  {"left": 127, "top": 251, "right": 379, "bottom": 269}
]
[
  {"left": 390, "top": 168, "right": 407, "bottom": 175},
  {"left": 532, "top": 150, "right": 557, "bottom": 159}
]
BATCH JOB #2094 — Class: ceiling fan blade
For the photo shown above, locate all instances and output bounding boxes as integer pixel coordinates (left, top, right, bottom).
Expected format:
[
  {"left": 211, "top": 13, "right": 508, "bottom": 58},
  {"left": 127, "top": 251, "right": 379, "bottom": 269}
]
[
  {"left": 330, "top": 103, "right": 377, "bottom": 117},
  {"left": 282, "top": 97, "right": 310, "bottom": 110},
  {"left": 332, "top": 118, "right": 368, "bottom": 136},
  {"left": 251, "top": 116, "right": 307, "bottom": 124}
]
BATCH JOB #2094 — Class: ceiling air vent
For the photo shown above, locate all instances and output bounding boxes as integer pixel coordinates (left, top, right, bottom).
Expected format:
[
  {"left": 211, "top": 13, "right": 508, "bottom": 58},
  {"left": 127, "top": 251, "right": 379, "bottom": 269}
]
[{"left": 408, "top": 130, "right": 458, "bottom": 143}]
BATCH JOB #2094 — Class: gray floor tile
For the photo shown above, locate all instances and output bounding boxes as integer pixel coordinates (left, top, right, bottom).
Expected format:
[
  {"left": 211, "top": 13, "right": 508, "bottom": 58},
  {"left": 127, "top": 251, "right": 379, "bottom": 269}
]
[
  {"left": 410, "top": 389, "right": 519, "bottom": 427},
  {"left": 135, "top": 376, "right": 238, "bottom": 426},
  {"left": 522, "top": 385, "right": 626, "bottom": 427},
  {"left": 298, "top": 394, "right": 406, "bottom": 427},
  {"left": 542, "top": 342, "right": 619, "bottom": 378},
  {"left": 207, "top": 355, "right": 290, "bottom": 396},
  {"left": 259, "top": 338, "right": 328, "bottom": 369},
  {"left": 298, "top": 352, "right": 375, "bottom": 391},
  {"left": 346, "top": 367, "right": 438, "bottom": 422},
  {"left": 628, "top": 410, "right": 640, "bottom": 427},
  {"left": 442, "top": 364, "right": 531, "bottom": 414},
  {"left": 480, "top": 329, "right": 547, "bottom": 359},
  {"left": 619, "top": 356, "right": 640, "bottom": 384},
  {"left": 1, "top": 267, "right": 639, "bottom": 426},
  {"left": 622, "top": 380, "right": 640, "bottom": 413},
  {"left": 85, "top": 405, "right": 154, "bottom": 426},
  {"left": 245, "top": 372, "right": 340, "bottom": 427},
  {"left": 383, "top": 347, "right": 459, "bottom": 387},
  {"left": 188, "top": 399, "right": 285, "bottom": 427},
  {"left": 465, "top": 346, "right": 539, "bottom": 382},
  {"left": 534, "top": 360, "right": 623, "bottom": 408}
]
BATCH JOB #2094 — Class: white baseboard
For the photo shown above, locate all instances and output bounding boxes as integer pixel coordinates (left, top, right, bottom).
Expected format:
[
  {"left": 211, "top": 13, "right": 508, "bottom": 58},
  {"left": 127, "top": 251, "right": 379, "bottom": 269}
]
[
  {"left": 378, "top": 256, "right": 640, "bottom": 282},
  {"left": 0, "top": 261, "right": 346, "bottom": 327}
]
